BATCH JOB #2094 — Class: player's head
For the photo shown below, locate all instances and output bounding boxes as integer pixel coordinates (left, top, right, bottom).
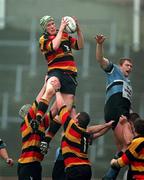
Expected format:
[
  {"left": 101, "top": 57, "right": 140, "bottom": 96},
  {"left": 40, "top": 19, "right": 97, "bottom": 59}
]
[
  {"left": 134, "top": 118, "right": 144, "bottom": 136},
  {"left": 119, "top": 58, "right": 133, "bottom": 65},
  {"left": 118, "top": 58, "right": 133, "bottom": 77},
  {"left": 40, "top": 15, "right": 56, "bottom": 34},
  {"left": 19, "top": 104, "right": 31, "bottom": 119},
  {"left": 128, "top": 112, "right": 140, "bottom": 124},
  {"left": 76, "top": 112, "right": 90, "bottom": 129}
]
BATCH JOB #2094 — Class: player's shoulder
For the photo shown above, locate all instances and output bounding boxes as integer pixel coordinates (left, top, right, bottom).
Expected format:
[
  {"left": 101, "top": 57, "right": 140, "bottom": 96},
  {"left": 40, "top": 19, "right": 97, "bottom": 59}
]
[
  {"left": 103, "top": 60, "right": 114, "bottom": 73},
  {"left": 39, "top": 33, "right": 49, "bottom": 40},
  {"left": 39, "top": 34, "right": 44, "bottom": 44}
]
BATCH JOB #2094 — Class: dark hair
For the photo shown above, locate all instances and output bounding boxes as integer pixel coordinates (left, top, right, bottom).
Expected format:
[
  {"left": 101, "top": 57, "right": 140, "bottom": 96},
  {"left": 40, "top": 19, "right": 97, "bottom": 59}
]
[
  {"left": 77, "top": 112, "right": 90, "bottom": 129},
  {"left": 128, "top": 113, "right": 140, "bottom": 123},
  {"left": 119, "top": 58, "right": 133, "bottom": 65},
  {"left": 134, "top": 118, "right": 144, "bottom": 136}
]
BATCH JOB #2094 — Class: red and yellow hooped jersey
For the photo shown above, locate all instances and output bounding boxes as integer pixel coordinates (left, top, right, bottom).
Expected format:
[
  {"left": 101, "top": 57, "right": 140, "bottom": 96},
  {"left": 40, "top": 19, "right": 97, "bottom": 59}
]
[
  {"left": 18, "top": 101, "right": 50, "bottom": 164},
  {"left": 39, "top": 32, "right": 79, "bottom": 73}
]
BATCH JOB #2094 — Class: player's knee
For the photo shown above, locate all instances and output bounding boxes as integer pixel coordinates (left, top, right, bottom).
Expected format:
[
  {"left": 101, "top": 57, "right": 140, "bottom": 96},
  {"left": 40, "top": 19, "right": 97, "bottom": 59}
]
[
  {"left": 48, "top": 76, "right": 61, "bottom": 91},
  {"left": 48, "top": 76, "right": 60, "bottom": 84},
  {"left": 62, "top": 94, "right": 74, "bottom": 103},
  {"left": 44, "top": 80, "right": 56, "bottom": 97}
]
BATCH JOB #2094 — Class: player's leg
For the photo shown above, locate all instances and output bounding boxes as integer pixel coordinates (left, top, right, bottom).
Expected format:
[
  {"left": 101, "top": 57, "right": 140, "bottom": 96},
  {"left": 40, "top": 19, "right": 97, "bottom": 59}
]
[
  {"left": 44, "top": 70, "right": 77, "bottom": 143},
  {"left": 52, "top": 148, "right": 65, "bottom": 180},
  {"left": 61, "top": 93, "right": 75, "bottom": 112},
  {"left": 103, "top": 95, "right": 130, "bottom": 180},
  {"left": 102, "top": 121, "right": 129, "bottom": 180},
  {"left": 35, "top": 76, "right": 59, "bottom": 123}
]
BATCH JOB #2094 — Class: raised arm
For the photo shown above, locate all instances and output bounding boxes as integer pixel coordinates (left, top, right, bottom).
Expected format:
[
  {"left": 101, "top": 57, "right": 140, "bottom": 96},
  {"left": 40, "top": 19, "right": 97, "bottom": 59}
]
[
  {"left": 49, "top": 77, "right": 64, "bottom": 110},
  {"left": 0, "top": 139, "right": 14, "bottom": 166},
  {"left": 52, "top": 18, "right": 67, "bottom": 50},
  {"left": 73, "top": 16, "right": 84, "bottom": 49},
  {"left": 95, "top": 34, "right": 109, "bottom": 69}
]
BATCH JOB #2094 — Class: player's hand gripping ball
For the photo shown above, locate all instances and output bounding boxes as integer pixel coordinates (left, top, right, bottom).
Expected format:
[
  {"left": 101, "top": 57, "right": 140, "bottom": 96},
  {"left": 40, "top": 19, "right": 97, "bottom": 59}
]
[{"left": 64, "top": 16, "right": 77, "bottom": 33}]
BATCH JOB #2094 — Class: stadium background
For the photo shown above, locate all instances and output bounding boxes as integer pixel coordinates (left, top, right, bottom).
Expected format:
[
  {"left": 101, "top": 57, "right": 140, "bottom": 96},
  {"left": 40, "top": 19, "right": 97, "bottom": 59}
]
[{"left": 0, "top": 0, "right": 144, "bottom": 179}]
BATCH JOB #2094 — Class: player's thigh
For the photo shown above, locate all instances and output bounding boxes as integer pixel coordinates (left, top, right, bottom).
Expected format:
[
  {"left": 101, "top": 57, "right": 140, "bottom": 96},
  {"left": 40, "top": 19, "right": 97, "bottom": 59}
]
[
  {"left": 44, "top": 76, "right": 60, "bottom": 96},
  {"left": 113, "top": 123, "right": 124, "bottom": 149},
  {"left": 61, "top": 93, "right": 75, "bottom": 110},
  {"left": 104, "top": 93, "right": 130, "bottom": 129},
  {"left": 122, "top": 122, "right": 133, "bottom": 146}
]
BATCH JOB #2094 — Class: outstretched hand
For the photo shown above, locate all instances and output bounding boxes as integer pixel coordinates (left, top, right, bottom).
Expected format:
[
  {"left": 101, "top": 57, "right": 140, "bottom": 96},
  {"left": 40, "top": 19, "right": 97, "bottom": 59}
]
[
  {"left": 6, "top": 158, "right": 14, "bottom": 166},
  {"left": 59, "top": 17, "right": 69, "bottom": 32},
  {"left": 95, "top": 34, "right": 106, "bottom": 44},
  {"left": 110, "top": 158, "right": 120, "bottom": 169},
  {"left": 107, "top": 120, "right": 114, "bottom": 127},
  {"left": 119, "top": 115, "right": 127, "bottom": 125},
  {"left": 72, "top": 16, "right": 80, "bottom": 30}
]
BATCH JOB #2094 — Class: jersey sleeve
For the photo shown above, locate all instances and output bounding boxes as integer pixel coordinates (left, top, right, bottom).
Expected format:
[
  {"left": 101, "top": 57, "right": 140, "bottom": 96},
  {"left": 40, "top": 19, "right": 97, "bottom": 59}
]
[
  {"left": 69, "top": 36, "right": 79, "bottom": 50},
  {"left": 117, "top": 153, "right": 130, "bottom": 167},
  {"left": 58, "top": 105, "right": 71, "bottom": 126},
  {"left": 45, "top": 114, "right": 61, "bottom": 143},
  {"left": 117, "top": 139, "right": 141, "bottom": 167},
  {"left": 27, "top": 101, "right": 37, "bottom": 120},
  {"left": 104, "top": 61, "right": 114, "bottom": 73},
  {"left": 39, "top": 35, "right": 54, "bottom": 53}
]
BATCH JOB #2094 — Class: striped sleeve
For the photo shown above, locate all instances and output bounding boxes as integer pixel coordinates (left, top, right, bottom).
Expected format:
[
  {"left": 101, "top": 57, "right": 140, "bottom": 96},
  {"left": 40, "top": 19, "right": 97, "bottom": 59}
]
[
  {"left": 27, "top": 101, "right": 37, "bottom": 123},
  {"left": 118, "top": 137, "right": 144, "bottom": 167},
  {"left": 45, "top": 116, "right": 61, "bottom": 142},
  {"left": 104, "top": 61, "right": 114, "bottom": 73},
  {"left": 58, "top": 106, "right": 71, "bottom": 127},
  {"left": 69, "top": 36, "right": 79, "bottom": 50},
  {"left": 39, "top": 35, "right": 54, "bottom": 52},
  {"left": 118, "top": 153, "right": 130, "bottom": 167}
]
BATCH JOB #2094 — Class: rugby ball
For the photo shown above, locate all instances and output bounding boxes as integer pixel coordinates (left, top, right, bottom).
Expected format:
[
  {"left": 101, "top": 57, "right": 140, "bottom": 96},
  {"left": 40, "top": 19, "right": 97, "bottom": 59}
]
[{"left": 63, "top": 16, "right": 77, "bottom": 34}]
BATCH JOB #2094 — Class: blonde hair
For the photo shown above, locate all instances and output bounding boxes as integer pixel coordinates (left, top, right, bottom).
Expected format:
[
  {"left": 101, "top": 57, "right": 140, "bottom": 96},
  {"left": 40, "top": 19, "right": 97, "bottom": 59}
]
[{"left": 40, "top": 15, "right": 54, "bottom": 31}]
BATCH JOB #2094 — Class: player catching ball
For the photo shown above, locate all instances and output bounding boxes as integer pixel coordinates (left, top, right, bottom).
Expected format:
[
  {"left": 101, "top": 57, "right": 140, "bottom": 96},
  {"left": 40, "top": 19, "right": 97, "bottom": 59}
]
[{"left": 31, "top": 15, "right": 84, "bottom": 133}]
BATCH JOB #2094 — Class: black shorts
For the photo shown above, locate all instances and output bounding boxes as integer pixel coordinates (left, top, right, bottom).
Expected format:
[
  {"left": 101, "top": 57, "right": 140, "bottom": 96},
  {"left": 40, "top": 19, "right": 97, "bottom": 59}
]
[
  {"left": 52, "top": 160, "right": 66, "bottom": 180},
  {"left": 17, "top": 161, "right": 42, "bottom": 180},
  {"left": 48, "top": 70, "right": 78, "bottom": 95},
  {"left": 65, "top": 165, "right": 92, "bottom": 180},
  {"left": 104, "top": 92, "right": 131, "bottom": 129}
]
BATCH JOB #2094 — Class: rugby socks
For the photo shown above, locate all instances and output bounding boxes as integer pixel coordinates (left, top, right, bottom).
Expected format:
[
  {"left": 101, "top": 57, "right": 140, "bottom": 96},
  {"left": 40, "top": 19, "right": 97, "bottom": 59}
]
[
  {"left": 102, "top": 151, "right": 123, "bottom": 180},
  {"left": 36, "top": 98, "right": 49, "bottom": 123}
]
